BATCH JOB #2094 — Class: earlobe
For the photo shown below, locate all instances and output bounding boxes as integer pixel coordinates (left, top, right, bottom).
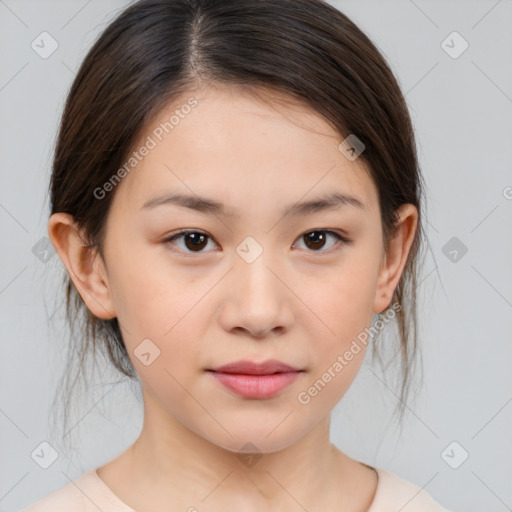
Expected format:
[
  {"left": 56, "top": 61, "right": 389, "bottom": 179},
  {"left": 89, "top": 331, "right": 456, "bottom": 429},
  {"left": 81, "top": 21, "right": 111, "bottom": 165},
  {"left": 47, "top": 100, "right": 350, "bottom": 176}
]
[
  {"left": 47, "top": 213, "right": 116, "bottom": 319},
  {"left": 372, "top": 204, "right": 418, "bottom": 314}
]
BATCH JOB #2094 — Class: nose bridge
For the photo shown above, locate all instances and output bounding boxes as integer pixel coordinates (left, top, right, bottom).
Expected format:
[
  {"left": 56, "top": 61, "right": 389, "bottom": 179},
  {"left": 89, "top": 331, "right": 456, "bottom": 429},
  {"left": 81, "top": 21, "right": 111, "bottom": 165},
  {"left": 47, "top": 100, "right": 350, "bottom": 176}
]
[
  {"left": 234, "top": 236, "right": 282, "bottom": 301},
  {"left": 222, "top": 235, "right": 292, "bottom": 336}
]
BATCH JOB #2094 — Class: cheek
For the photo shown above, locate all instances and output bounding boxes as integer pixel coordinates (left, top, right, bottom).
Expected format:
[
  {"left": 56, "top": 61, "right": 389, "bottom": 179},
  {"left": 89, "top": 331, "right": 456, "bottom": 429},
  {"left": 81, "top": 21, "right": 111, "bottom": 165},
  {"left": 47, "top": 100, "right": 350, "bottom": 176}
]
[
  {"left": 105, "top": 248, "right": 208, "bottom": 366},
  {"left": 108, "top": 237, "right": 195, "bottom": 323},
  {"left": 297, "top": 274, "right": 374, "bottom": 406},
  {"left": 299, "top": 257, "right": 379, "bottom": 339}
]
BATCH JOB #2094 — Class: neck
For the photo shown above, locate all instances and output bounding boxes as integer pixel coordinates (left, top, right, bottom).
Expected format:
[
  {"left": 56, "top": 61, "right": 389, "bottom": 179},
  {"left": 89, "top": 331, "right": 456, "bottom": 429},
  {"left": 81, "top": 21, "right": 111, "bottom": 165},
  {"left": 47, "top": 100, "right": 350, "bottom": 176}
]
[{"left": 99, "top": 386, "right": 372, "bottom": 512}]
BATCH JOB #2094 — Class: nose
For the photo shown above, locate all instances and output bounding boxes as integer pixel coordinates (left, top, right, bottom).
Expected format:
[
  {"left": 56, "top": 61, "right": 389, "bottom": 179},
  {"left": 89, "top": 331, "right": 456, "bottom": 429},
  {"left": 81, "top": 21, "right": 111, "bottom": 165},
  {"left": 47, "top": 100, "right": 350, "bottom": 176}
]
[{"left": 218, "top": 253, "right": 294, "bottom": 339}]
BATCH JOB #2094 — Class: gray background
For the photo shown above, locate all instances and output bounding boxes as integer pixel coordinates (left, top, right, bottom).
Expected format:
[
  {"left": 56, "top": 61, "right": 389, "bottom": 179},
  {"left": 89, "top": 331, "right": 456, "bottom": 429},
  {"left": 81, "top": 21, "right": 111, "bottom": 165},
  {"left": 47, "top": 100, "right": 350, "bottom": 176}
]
[{"left": 1, "top": 1, "right": 511, "bottom": 511}]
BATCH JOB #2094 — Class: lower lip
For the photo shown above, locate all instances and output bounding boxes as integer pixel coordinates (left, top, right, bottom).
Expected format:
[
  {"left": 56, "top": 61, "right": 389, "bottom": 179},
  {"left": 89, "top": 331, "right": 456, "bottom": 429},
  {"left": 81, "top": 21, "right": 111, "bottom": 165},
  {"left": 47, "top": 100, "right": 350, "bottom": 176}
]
[{"left": 208, "top": 371, "right": 301, "bottom": 399}]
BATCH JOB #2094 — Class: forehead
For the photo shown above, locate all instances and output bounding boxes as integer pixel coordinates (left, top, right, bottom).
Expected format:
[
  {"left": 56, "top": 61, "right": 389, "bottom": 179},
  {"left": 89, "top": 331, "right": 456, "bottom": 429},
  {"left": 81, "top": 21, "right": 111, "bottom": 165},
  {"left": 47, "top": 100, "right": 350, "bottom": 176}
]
[{"left": 111, "top": 84, "right": 378, "bottom": 219}]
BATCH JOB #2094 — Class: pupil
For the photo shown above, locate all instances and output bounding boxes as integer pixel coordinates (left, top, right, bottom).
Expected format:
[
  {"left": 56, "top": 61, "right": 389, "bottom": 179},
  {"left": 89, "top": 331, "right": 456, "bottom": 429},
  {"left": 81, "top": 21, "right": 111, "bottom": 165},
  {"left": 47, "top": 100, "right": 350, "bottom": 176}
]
[
  {"left": 185, "top": 233, "right": 207, "bottom": 251},
  {"left": 305, "top": 231, "right": 325, "bottom": 250}
]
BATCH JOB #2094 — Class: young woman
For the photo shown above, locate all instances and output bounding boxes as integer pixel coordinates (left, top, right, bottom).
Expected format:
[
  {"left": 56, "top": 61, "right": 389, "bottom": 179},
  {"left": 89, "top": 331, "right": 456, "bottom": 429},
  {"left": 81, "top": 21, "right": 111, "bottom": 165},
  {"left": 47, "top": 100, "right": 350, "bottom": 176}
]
[{"left": 23, "top": 0, "right": 451, "bottom": 510}]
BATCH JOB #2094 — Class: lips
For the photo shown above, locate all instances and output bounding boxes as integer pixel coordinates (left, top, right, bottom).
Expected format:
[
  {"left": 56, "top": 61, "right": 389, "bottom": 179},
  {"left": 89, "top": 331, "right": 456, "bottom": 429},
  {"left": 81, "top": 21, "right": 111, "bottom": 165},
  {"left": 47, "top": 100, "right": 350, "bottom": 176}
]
[
  {"left": 208, "top": 359, "right": 302, "bottom": 375},
  {"left": 207, "top": 359, "right": 303, "bottom": 399}
]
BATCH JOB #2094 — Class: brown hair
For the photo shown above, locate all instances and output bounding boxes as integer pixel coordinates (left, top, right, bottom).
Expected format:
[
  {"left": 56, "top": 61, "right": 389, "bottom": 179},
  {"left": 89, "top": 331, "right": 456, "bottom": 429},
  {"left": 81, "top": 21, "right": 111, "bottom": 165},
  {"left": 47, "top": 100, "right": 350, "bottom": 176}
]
[{"left": 48, "top": 0, "right": 428, "bottom": 453}]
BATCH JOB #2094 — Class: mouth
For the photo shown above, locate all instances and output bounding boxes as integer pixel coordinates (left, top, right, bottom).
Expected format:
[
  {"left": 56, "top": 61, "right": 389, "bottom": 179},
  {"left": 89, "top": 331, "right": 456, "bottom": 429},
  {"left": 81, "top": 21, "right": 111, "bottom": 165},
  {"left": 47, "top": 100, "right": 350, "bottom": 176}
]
[
  {"left": 206, "top": 359, "right": 304, "bottom": 399},
  {"left": 207, "top": 359, "right": 303, "bottom": 375}
]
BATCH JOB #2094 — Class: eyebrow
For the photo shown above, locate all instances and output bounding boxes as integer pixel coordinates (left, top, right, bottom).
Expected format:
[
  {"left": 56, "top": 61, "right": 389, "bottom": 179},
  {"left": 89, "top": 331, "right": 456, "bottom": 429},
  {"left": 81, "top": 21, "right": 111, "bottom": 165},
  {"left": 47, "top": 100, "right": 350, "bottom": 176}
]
[{"left": 141, "top": 191, "right": 365, "bottom": 218}]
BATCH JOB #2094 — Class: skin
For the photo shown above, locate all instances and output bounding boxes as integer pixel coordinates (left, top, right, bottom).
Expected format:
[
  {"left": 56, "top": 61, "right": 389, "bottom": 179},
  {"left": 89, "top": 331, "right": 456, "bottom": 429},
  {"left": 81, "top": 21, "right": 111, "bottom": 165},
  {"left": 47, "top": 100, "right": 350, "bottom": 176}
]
[{"left": 48, "top": 84, "right": 418, "bottom": 512}]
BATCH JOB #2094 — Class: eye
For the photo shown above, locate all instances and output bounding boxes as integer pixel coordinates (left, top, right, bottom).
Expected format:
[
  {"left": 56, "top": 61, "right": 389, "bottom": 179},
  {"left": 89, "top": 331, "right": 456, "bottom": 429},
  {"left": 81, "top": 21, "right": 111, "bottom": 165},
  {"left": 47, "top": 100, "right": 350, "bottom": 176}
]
[
  {"left": 292, "top": 230, "right": 350, "bottom": 253},
  {"left": 163, "top": 229, "right": 218, "bottom": 254},
  {"left": 162, "top": 229, "right": 351, "bottom": 256}
]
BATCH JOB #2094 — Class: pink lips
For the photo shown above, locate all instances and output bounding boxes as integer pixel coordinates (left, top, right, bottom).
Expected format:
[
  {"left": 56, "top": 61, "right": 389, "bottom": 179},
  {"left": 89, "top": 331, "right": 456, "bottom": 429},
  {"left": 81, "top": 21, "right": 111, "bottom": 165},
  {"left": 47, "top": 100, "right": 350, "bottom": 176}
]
[{"left": 207, "top": 359, "right": 303, "bottom": 399}]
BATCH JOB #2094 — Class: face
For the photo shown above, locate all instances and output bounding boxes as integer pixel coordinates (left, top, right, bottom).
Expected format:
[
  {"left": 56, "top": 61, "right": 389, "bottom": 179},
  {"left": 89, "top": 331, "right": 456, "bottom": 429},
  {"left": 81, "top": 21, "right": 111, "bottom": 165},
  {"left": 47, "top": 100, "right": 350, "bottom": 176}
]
[{"left": 52, "top": 84, "right": 415, "bottom": 455}]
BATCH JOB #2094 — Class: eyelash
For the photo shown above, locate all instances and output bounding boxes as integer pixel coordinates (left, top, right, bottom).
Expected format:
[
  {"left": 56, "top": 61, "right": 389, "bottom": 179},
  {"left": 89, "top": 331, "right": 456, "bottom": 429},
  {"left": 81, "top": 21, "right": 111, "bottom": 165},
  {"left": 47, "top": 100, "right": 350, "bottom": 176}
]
[{"left": 162, "top": 229, "right": 351, "bottom": 256}]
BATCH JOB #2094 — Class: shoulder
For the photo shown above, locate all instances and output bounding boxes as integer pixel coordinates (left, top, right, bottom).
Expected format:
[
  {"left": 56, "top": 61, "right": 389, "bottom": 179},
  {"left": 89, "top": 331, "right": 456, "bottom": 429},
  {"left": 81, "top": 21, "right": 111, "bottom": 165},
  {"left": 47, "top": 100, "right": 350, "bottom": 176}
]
[
  {"left": 20, "top": 477, "right": 87, "bottom": 512},
  {"left": 369, "top": 467, "right": 453, "bottom": 512},
  {"left": 20, "top": 470, "right": 112, "bottom": 512}
]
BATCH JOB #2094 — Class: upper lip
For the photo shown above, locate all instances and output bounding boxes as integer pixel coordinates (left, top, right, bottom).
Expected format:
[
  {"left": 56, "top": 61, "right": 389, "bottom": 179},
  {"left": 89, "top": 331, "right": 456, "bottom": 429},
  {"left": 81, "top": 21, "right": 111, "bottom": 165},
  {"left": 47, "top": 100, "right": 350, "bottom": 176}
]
[{"left": 208, "top": 359, "right": 302, "bottom": 375}]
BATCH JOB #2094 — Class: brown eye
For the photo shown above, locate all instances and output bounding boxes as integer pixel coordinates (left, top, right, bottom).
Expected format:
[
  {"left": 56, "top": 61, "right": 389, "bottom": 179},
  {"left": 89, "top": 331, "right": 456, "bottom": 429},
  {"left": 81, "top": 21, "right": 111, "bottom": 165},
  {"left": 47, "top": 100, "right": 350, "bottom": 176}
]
[
  {"left": 183, "top": 232, "right": 208, "bottom": 251},
  {"left": 304, "top": 231, "right": 328, "bottom": 250},
  {"left": 163, "top": 228, "right": 350, "bottom": 256},
  {"left": 294, "top": 230, "right": 348, "bottom": 252},
  {"left": 163, "top": 230, "right": 216, "bottom": 253}
]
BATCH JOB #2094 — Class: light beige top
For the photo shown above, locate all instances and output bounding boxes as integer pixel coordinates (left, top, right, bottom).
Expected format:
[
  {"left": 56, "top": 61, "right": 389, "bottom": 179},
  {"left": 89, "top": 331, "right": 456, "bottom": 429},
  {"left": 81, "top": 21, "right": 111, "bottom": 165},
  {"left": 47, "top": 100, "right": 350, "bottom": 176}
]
[{"left": 21, "top": 466, "right": 452, "bottom": 511}]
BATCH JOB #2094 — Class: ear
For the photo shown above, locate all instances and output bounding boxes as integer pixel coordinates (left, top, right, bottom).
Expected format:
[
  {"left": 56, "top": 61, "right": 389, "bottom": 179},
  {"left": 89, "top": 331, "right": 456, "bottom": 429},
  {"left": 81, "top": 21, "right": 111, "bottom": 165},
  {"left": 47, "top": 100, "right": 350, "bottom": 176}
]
[
  {"left": 48, "top": 212, "right": 116, "bottom": 319},
  {"left": 372, "top": 203, "right": 418, "bottom": 314}
]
